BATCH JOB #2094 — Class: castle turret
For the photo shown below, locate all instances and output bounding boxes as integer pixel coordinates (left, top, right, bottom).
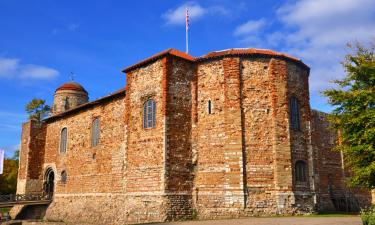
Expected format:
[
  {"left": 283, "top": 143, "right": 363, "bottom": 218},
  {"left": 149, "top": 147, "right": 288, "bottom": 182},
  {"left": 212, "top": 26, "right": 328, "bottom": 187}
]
[{"left": 52, "top": 82, "right": 88, "bottom": 114}]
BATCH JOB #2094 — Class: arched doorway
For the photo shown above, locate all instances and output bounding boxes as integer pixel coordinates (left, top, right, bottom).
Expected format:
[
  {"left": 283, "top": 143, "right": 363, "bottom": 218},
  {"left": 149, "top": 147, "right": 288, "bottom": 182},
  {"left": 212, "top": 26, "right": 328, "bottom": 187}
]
[{"left": 44, "top": 168, "right": 55, "bottom": 199}]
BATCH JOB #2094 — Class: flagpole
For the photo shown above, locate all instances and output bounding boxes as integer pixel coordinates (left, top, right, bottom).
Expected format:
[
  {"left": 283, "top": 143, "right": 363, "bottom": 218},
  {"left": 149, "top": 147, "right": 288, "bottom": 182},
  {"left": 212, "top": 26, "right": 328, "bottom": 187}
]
[{"left": 186, "top": 8, "right": 189, "bottom": 54}]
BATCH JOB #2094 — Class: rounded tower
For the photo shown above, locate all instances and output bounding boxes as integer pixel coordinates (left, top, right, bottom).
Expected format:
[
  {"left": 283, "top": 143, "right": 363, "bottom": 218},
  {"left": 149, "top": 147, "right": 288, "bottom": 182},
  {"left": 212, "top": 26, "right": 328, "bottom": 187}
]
[{"left": 52, "top": 82, "right": 88, "bottom": 114}]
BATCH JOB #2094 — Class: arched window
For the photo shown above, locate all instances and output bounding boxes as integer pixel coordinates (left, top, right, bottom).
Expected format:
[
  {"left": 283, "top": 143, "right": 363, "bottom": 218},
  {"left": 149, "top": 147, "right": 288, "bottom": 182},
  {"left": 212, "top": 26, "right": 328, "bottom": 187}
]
[
  {"left": 289, "top": 96, "right": 300, "bottom": 130},
  {"left": 143, "top": 99, "right": 156, "bottom": 128},
  {"left": 91, "top": 117, "right": 100, "bottom": 147},
  {"left": 295, "top": 160, "right": 307, "bottom": 182},
  {"left": 60, "top": 128, "right": 67, "bottom": 154},
  {"left": 208, "top": 100, "right": 212, "bottom": 114},
  {"left": 61, "top": 170, "right": 67, "bottom": 183}
]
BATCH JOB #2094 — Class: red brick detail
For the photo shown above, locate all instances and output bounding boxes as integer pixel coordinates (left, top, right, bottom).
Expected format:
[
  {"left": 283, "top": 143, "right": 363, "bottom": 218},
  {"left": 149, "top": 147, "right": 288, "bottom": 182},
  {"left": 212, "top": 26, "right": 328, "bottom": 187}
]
[
  {"left": 197, "top": 49, "right": 309, "bottom": 70},
  {"left": 268, "top": 58, "right": 293, "bottom": 191},
  {"left": 124, "top": 49, "right": 194, "bottom": 73}
]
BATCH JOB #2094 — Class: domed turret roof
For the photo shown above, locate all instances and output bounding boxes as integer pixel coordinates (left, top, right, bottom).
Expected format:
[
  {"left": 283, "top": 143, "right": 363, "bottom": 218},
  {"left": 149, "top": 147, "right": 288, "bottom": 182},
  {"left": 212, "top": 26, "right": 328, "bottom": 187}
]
[{"left": 55, "top": 82, "right": 88, "bottom": 94}]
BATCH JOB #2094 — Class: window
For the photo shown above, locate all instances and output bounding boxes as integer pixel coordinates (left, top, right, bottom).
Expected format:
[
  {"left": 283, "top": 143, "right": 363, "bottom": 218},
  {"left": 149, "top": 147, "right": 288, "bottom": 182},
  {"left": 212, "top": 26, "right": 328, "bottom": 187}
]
[
  {"left": 289, "top": 96, "right": 300, "bottom": 130},
  {"left": 61, "top": 170, "right": 67, "bottom": 183},
  {"left": 143, "top": 99, "right": 156, "bottom": 128},
  {"left": 208, "top": 100, "right": 212, "bottom": 114},
  {"left": 295, "top": 160, "right": 307, "bottom": 182},
  {"left": 91, "top": 117, "right": 100, "bottom": 147},
  {"left": 60, "top": 128, "right": 67, "bottom": 154}
]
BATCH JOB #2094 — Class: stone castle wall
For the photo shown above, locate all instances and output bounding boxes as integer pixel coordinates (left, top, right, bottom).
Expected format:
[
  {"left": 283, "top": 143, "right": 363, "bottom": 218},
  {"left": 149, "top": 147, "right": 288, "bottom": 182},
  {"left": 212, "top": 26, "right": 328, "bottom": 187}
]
[
  {"left": 124, "top": 58, "right": 169, "bottom": 223},
  {"left": 41, "top": 94, "right": 126, "bottom": 223},
  {"left": 311, "top": 110, "right": 371, "bottom": 211},
  {"left": 53, "top": 89, "right": 88, "bottom": 114},
  {"left": 16, "top": 51, "right": 372, "bottom": 224}
]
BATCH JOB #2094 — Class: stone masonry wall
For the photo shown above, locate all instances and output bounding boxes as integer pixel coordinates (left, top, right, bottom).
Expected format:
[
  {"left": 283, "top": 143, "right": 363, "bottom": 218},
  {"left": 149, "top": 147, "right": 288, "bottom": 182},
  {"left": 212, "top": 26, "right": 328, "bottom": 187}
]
[
  {"left": 17, "top": 120, "right": 46, "bottom": 194},
  {"left": 286, "top": 62, "right": 314, "bottom": 212},
  {"left": 165, "top": 56, "right": 196, "bottom": 220},
  {"left": 53, "top": 90, "right": 88, "bottom": 114},
  {"left": 42, "top": 94, "right": 125, "bottom": 223},
  {"left": 241, "top": 57, "right": 276, "bottom": 212},
  {"left": 124, "top": 58, "right": 168, "bottom": 223},
  {"left": 311, "top": 110, "right": 371, "bottom": 211}
]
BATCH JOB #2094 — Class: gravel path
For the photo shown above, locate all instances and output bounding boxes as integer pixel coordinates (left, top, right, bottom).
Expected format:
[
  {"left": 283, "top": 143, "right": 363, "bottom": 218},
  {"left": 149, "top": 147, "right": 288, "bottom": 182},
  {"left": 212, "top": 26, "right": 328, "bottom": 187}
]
[
  {"left": 7, "top": 216, "right": 362, "bottom": 225},
  {"left": 155, "top": 216, "right": 362, "bottom": 225}
]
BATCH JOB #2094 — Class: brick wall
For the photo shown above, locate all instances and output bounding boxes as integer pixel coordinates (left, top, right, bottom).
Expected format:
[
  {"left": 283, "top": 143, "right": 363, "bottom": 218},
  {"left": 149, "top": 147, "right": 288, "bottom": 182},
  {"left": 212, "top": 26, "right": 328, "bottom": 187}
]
[
  {"left": 165, "top": 56, "right": 196, "bottom": 219},
  {"left": 311, "top": 110, "right": 371, "bottom": 211},
  {"left": 15, "top": 50, "right": 372, "bottom": 224},
  {"left": 124, "top": 58, "right": 168, "bottom": 222}
]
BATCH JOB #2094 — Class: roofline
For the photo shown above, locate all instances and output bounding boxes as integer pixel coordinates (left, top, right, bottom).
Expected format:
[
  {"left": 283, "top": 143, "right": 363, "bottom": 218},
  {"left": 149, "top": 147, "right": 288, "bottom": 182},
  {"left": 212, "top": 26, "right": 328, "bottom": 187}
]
[
  {"left": 196, "top": 48, "right": 310, "bottom": 70},
  {"left": 122, "top": 48, "right": 194, "bottom": 73},
  {"left": 44, "top": 88, "right": 126, "bottom": 122}
]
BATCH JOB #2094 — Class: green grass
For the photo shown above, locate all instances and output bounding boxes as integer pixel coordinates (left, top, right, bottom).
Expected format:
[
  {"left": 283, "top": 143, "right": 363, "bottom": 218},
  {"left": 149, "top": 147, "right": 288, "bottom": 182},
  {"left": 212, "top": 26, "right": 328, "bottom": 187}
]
[
  {"left": 0, "top": 207, "right": 11, "bottom": 214},
  {"left": 300, "top": 211, "right": 359, "bottom": 217}
]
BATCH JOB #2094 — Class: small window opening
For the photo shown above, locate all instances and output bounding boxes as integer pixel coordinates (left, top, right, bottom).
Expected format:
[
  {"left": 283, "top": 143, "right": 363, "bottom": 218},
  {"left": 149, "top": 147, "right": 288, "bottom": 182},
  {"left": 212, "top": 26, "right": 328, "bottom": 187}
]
[
  {"left": 208, "top": 100, "right": 212, "bottom": 114},
  {"left": 61, "top": 170, "right": 67, "bottom": 183},
  {"left": 91, "top": 117, "right": 100, "bottom": 147},
  {"left": 60, "top": 128, "right": 67, "bottom": 154},
  {"left": 295, "top": 160, "right": 307, "bottom": 182},
  {"left": 143, "top": 99, "right": 156, "bottom": 128}
]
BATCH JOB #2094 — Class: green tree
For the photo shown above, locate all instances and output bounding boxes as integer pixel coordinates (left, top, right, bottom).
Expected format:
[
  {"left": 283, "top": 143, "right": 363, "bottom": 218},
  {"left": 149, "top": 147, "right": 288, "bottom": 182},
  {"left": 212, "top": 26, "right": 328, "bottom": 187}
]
[
  {"left": 25, "top": 98, "right": 50, "bottom": 122},
  {"left": 324, "top": 42, "right": 375, "bottom": 188},
  {"left": 0, "top": 151, "right": 19, "bottom": 194}
]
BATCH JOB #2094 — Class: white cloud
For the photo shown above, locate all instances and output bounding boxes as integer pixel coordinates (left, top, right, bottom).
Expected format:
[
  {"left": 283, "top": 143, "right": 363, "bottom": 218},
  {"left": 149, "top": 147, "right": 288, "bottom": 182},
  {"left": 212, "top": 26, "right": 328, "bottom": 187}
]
[
  {"left": 163, "top": 3, "right": 206, "bottom": 25},
  {"left": 21, "top": 65, "right": 59, "bottom": 79},
  {"left": 234, "top": 0, "right": 375, "bottom": 111},
  {"left": 234, "top": 19, "right": 266, "bottom": 36},
  {"left": 67, "top": 23, "right": 80, "bottom": 31},
  {"left": 0, "top": 58, "right": 19, "bottom": 77},
  {"left": 0, "top": 57, "right": 59, "bottom": 80},
  {"left": 162, "top": 2, "right": 230, "bottom": 25},
  {"left": 52, "top": 23, "right": 80, "bottom": 35},
  {"left": 276, "top": 0, "right": 375, "bottom": 93}
]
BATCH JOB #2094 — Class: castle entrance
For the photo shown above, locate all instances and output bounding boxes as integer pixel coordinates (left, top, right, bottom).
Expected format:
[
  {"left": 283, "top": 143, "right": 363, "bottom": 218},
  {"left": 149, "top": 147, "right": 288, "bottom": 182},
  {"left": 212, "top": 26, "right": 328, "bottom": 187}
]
[{"left": 44, "top": 168, "right": 55, "bottom": 198}]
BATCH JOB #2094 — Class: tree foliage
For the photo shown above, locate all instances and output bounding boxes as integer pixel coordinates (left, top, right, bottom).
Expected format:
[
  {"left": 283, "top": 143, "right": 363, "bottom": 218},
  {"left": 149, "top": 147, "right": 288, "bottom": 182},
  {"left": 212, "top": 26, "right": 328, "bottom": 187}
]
[
  {"left": 0, "top": 151, "right": 19, "bottom": 194},
  {"left": 324, "top": 42, "right": 375, "bottom": 188},
  {"left": 25, "top": 98, "right": 50, "bottom": 122}
]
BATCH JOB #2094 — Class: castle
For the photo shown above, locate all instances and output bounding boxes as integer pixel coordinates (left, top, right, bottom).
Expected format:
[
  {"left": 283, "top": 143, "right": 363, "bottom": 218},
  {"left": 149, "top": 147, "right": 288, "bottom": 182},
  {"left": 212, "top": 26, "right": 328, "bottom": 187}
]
[{"left": 14, "top": 48, "right": 371, "bottom": 224}]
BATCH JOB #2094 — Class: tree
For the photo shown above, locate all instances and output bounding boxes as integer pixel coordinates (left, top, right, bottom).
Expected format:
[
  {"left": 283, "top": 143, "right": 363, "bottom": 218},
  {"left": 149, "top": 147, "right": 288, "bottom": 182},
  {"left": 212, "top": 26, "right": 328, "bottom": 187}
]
[
  {"left": 324, "top": 42, "right": 375, "bottom": 188},
  {"left": 25, "top": 98, "right": 50, "bottom": 122},
  {"left": 0, "top": 151, "right": 19, "bottom": 194}
]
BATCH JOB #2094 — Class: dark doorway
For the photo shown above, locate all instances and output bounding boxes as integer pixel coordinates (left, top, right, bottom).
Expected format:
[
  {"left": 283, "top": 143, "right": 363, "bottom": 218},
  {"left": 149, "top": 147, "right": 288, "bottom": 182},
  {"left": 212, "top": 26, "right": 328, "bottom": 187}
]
[{"left": 44, "top": 168, "right": 55, "bottom": 199}]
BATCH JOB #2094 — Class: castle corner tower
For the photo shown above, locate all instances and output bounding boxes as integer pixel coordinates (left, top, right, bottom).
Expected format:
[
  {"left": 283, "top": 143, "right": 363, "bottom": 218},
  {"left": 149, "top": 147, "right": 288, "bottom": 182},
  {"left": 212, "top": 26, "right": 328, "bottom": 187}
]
[{"left": 52, "top": 82, "right": 89, "bottom": 114}]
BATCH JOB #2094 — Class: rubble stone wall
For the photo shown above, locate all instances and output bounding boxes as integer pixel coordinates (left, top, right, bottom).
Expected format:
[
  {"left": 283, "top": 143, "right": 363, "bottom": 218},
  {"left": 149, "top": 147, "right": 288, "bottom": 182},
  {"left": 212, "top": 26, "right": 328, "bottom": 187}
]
[
  {"left": 41, "top": 94, "right": 125, "bottom": 222},
  {"left": 311, "top": 110, "right": 371, "bottom": 211},
  {"left": 15, "top": 52, "right": 372, "bottom": 224},
  {"left": 124, "top": 58, "right": 168, "bottom": 222}
]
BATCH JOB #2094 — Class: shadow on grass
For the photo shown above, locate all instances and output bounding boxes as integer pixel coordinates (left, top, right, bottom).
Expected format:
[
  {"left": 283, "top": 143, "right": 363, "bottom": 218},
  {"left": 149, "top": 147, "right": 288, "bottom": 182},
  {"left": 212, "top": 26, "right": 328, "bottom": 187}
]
[{"left": 301, "top": 211, "right": 359, "bottom": 217}]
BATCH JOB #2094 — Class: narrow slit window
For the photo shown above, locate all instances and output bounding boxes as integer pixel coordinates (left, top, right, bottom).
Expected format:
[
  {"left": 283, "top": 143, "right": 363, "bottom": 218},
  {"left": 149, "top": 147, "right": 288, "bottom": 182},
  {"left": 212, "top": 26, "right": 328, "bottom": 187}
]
[
  {"left": 61, "top": 170, "right": 67, "bottom": 183},
  {"left": 143, "top": 99, "right": 156, "bottom": 128},
  {"left": 60, "top": 128, "right": 67, "bottom": 154},
  {"left": 208, "top": 100, "right": 212, "bottom": 114},
  {"left": 289, "top": 96, "right": 300, "bottom": 130},
  {"left": 91, "top": 117, "right": 100, "bottom": 147}
]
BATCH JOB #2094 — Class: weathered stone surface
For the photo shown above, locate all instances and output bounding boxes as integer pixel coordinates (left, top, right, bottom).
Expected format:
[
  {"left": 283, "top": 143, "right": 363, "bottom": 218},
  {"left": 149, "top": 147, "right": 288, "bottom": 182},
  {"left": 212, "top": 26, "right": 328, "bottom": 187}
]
[{"left": 15, "top": 49, "right": 372, "bottom": 224}]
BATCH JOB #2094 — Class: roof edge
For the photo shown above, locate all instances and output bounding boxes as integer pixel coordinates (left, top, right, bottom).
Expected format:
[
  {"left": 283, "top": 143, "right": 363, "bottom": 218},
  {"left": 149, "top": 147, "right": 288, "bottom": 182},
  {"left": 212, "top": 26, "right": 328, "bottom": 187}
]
[
  {"left": 122, "top": 48, "right": 194, "bottom": 73},
  {"left": 44, "top": 88, "right": 126, "bottom": 122},
  {"left": 196, "top": 48, "right": 310, "bottom": 70}
]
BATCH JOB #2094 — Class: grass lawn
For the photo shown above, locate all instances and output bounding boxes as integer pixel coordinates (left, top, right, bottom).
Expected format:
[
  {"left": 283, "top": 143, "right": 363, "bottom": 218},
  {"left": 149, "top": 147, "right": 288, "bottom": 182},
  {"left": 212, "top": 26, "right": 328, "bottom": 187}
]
[
  {"left": 301, "top": 211, "right": 359, "bottom": 217},
  {"left": 0, "top": 207, "right": 11, "bottom": 214}
]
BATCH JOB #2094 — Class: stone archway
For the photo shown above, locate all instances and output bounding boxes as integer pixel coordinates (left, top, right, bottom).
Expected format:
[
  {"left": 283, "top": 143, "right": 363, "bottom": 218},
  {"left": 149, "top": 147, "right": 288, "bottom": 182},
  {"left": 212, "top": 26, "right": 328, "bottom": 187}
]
[{"left": 44, "top": 167, "right": 55, "bottom": 198}]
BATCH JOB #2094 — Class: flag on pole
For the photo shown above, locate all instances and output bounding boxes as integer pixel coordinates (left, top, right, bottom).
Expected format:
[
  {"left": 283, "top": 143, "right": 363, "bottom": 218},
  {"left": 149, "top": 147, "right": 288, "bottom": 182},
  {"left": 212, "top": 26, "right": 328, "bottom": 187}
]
[
  {"left": 186, "top": 8, "right": 189, "bottom": 31},
  {"left": 0, "top": 149, "right": 4, "bottom": 175},
  {"left": 185, "top": 7, "right": 189, "bottom": 54}
]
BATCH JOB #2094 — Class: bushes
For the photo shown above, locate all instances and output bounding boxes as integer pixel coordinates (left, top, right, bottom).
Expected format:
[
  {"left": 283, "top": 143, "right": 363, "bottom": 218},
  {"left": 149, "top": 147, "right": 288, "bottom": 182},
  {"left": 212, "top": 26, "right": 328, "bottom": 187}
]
[{"left": 361, "top": 206, "right": 375, "bottom": 225}]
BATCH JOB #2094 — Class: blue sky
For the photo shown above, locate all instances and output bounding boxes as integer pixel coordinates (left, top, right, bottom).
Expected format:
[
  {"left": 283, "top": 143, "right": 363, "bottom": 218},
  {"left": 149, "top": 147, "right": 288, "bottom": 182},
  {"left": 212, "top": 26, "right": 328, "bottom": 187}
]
[{"left": 1, "top": 0, "right": 374, "bottom": 157}]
